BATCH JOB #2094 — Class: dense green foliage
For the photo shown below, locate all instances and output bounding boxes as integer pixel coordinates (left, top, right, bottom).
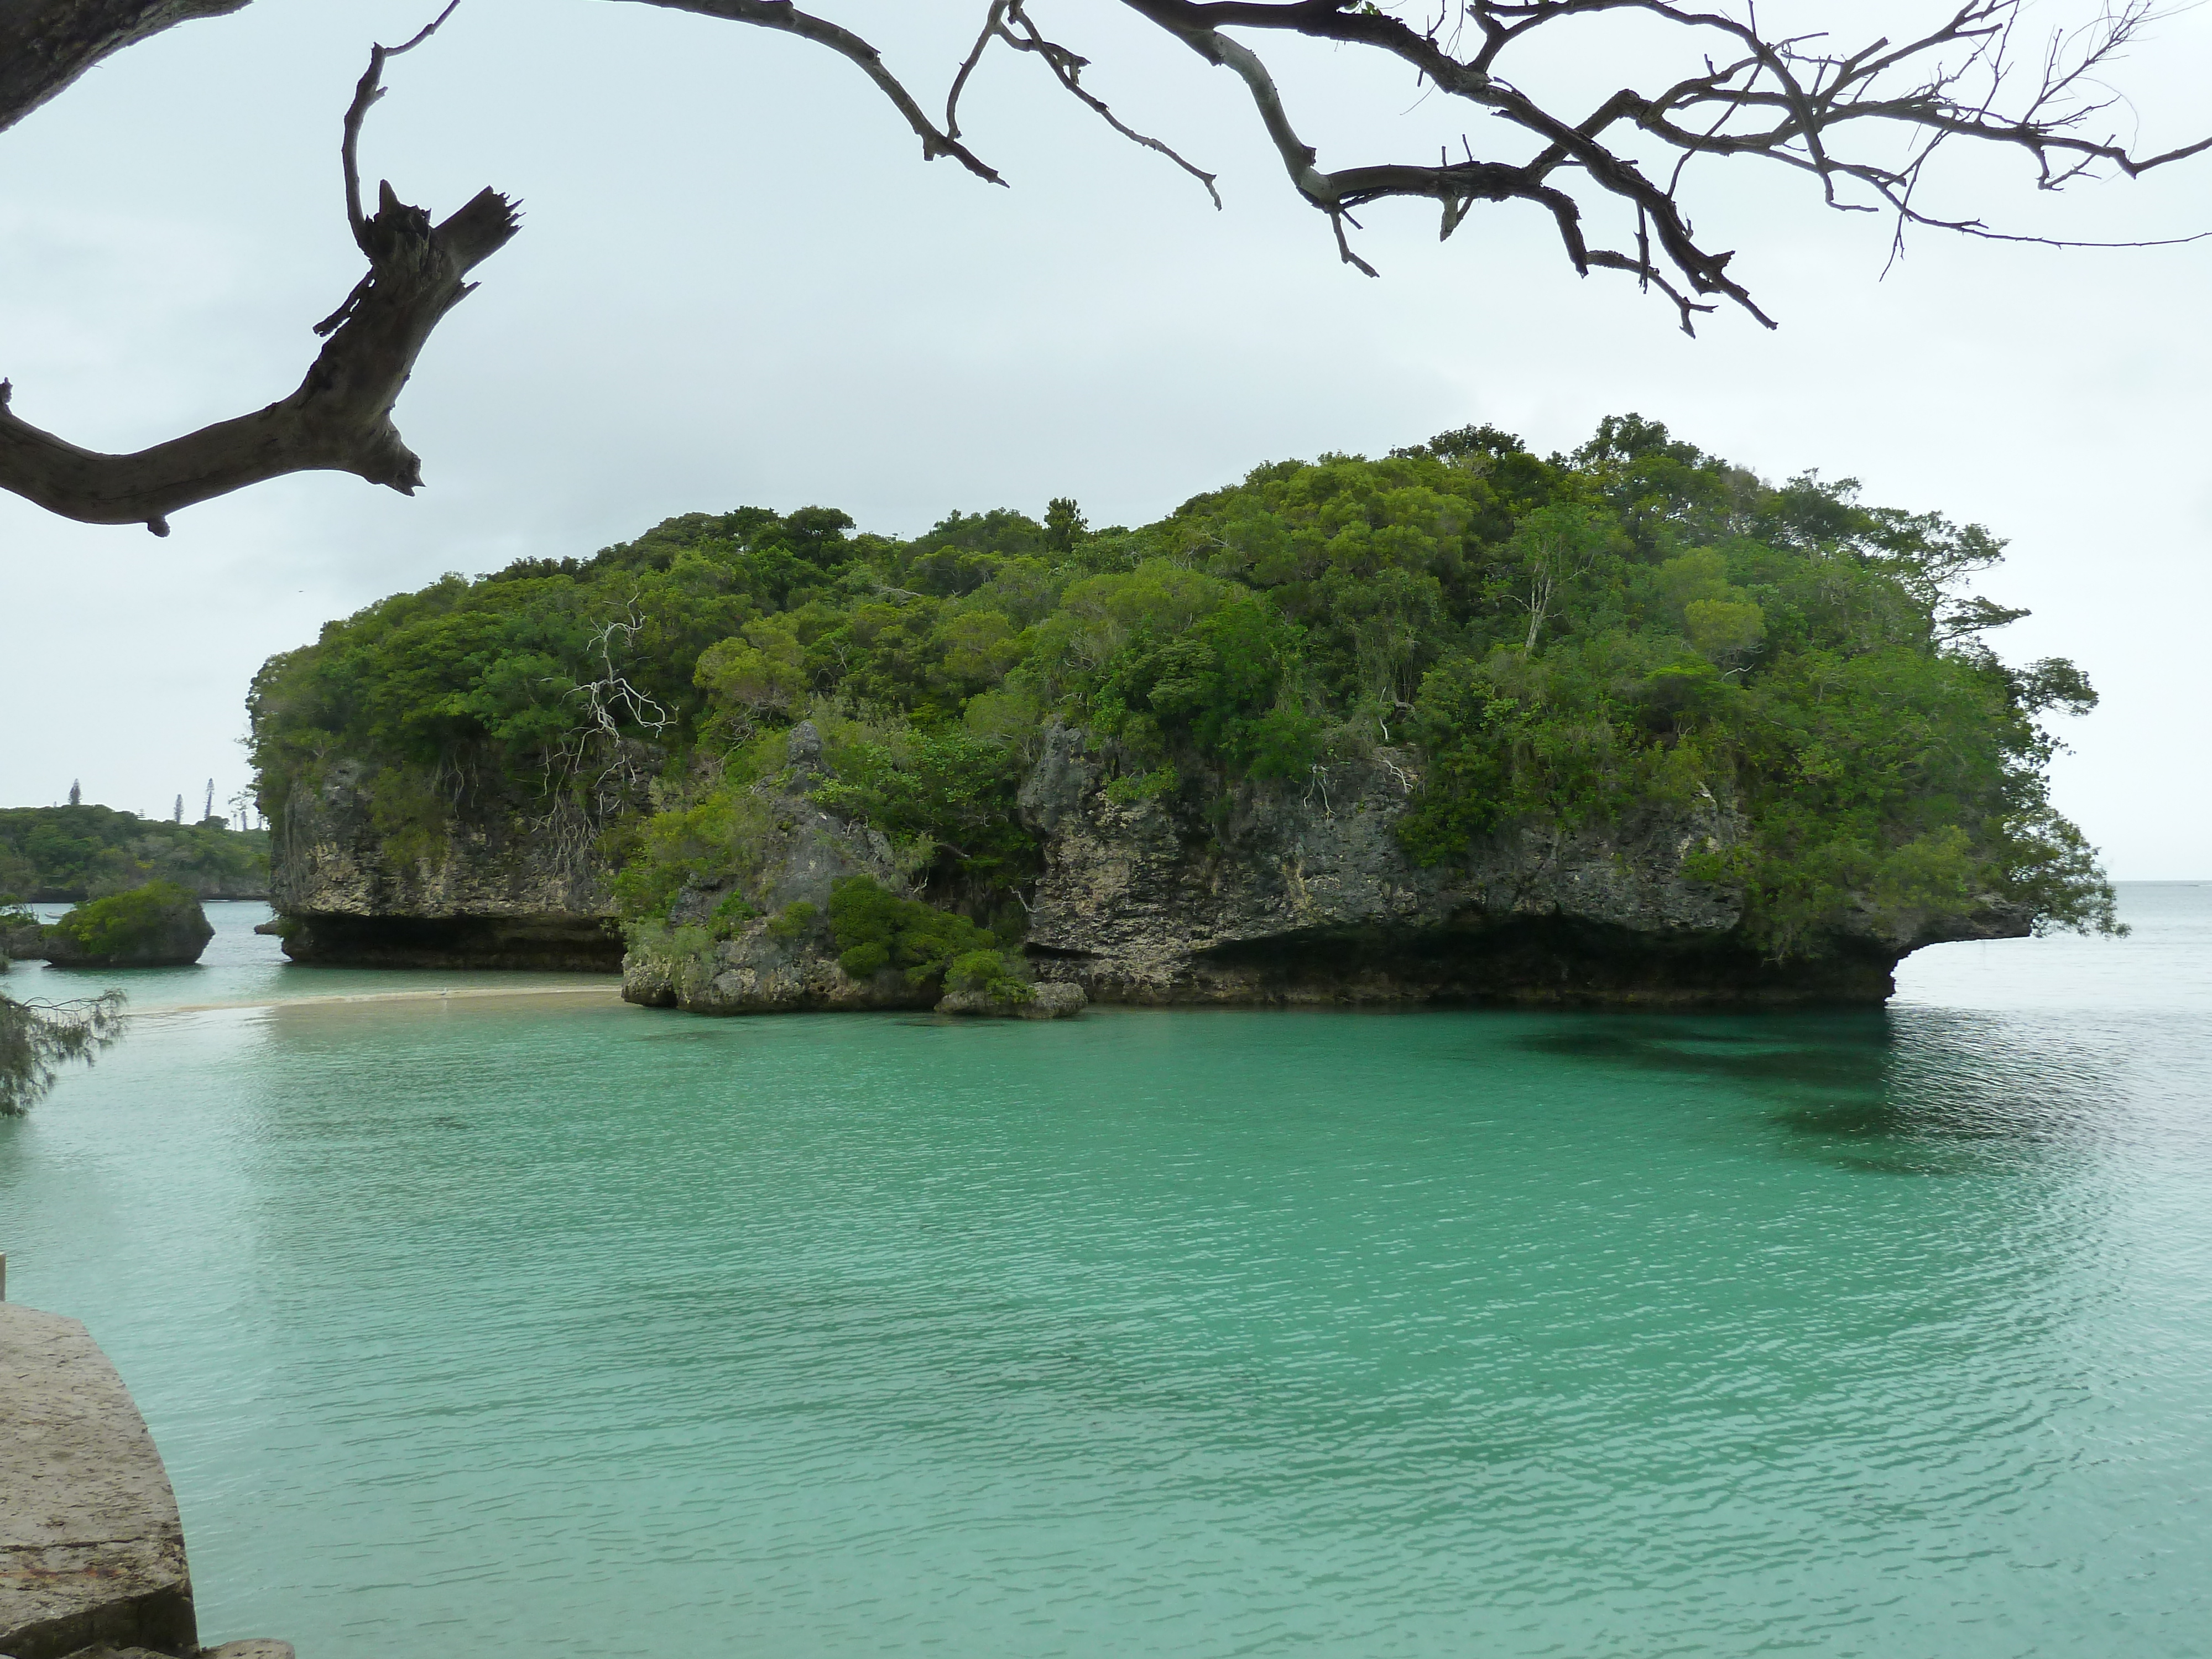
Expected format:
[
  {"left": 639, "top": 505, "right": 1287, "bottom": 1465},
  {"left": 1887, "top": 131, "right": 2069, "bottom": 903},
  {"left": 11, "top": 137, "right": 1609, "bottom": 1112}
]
[
  {"left": 250, "top": 416, "right": 2117, "bottom": 954},
  {"left": 0, "top": 805, "right": 268, "bottom": 900},
  {"left": 827, "top": 878, "right": 1029, "bottom": 997}
]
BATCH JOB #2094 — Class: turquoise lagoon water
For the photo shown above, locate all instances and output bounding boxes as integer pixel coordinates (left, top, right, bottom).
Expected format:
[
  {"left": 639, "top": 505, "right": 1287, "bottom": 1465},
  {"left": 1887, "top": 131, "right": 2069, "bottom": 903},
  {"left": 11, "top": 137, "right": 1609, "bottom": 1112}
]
[{"left": 3, "top": 891, "right": 2210, "bottom": 1657}]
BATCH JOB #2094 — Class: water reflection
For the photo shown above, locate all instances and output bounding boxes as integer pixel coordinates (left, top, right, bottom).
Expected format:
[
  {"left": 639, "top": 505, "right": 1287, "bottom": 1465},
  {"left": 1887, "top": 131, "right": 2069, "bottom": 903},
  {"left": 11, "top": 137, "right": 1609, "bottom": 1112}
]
[{"left": 1516, "top": 1005, "right": 2143, "bottom": 1176}]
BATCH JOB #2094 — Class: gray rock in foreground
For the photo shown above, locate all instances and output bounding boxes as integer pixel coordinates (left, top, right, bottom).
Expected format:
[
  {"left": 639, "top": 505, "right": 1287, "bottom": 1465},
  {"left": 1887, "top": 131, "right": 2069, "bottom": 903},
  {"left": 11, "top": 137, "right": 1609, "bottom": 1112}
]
[
  {"left": 1, "top": 1306, "right": 295, "bottom": 1659},
  {"left": 0, "top": 1305, "right": 197, "bottom": 1658}
]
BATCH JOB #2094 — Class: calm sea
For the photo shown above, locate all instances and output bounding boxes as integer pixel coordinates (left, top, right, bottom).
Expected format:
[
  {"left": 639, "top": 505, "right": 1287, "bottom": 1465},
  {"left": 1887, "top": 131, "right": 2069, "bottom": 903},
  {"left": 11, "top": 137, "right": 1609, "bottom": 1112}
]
[{"left": 3, "top": 889, "right": 2209, "bottom": 1657}]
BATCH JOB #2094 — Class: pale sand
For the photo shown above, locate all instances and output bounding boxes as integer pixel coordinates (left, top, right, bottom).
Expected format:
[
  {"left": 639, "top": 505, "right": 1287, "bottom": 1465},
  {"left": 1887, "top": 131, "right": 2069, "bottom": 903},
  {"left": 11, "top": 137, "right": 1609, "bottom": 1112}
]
[{"left": 141, "top": 983, "right": 628, "bottom": 1016}]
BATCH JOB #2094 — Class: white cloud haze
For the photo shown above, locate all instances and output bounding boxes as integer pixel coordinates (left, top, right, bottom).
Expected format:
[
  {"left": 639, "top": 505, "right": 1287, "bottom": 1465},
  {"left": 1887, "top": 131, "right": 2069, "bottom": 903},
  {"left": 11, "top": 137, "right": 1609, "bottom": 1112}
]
[{"left": 2, "top": 0, "right": 2206, "bottom": 874}]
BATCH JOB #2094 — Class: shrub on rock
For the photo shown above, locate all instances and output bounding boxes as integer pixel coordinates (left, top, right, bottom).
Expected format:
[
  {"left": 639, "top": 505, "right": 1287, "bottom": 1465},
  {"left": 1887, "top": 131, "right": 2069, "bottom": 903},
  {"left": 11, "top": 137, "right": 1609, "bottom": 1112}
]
[
  {"left": 827, "top": 877, "right": 1026, "bottom": 995},
  {"left": 43, "top": 881, "right": 214, "bottom": 967},
  {"left": 937, "top": 979, "right": 1087, "bottom": 1019}
]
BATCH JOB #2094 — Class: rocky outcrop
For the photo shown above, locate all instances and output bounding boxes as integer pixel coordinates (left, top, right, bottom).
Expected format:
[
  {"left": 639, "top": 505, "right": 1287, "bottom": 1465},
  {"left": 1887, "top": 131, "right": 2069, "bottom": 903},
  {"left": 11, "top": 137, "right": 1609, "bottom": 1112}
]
[
  {"left": 270, "top": 760, "right": 620, "bottom": 969},
  {"left": 937, "top": 981, "right": 1088, "bottom": 1019},
  {"left": 621, "top": 789, "right": 931, "bottom": 1013},
  {"left": 1015, "top": 723, "right": 2023, "bottom": 1006},
  {"left": 623, "top": 724, "right": 1081, "bottom": 1018}
]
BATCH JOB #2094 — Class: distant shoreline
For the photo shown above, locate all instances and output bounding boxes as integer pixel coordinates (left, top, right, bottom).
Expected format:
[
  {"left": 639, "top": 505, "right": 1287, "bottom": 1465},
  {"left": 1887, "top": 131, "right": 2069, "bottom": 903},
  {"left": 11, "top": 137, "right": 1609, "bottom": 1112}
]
[{"left": 20, "top": 891, "right": 271, "bottom": 905}]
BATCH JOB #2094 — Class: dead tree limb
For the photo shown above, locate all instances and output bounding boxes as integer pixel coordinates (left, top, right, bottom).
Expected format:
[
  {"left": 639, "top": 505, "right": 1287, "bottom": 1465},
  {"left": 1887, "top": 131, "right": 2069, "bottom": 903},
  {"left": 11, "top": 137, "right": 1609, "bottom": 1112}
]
[
  {"left": 1100, "top": 0, "right": 2210, "bottom": 331},
  {"left": 619, "top": 0, "right": 1005, "bottom": 182},
  {"left": 0, "top": 4, "right": 517, "bottom": 534},
  {"left": 0, "top": 0, "right": 249, "bottom": 137},
  {"left": 0, "top": 0, "right": 2205, "bottom": 533}
]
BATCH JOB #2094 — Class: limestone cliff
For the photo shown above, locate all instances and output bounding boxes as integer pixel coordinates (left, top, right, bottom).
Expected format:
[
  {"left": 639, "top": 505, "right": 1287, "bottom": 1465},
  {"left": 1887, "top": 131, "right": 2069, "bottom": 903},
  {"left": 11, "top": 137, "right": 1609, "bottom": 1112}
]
[
  {"left": 270, "top": 759, "right": 621, "bottom": 969},
  {"left": 1016, "top": 724, "right": 2026, "bottom": 1006},
  {"left": 269, "top": 728, "right": 2025, "bottom": 1003}
]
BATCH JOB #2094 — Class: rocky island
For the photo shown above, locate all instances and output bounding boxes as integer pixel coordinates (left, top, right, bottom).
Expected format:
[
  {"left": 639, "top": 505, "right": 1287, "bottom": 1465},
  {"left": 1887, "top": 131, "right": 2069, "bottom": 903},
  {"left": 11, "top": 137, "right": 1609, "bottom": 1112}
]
[
  {"left": 251, "top": 417, "right": 2115, "bottom": 1009},
  {"left": 33, "top": 881, "right": 215, "bottom": 968}
]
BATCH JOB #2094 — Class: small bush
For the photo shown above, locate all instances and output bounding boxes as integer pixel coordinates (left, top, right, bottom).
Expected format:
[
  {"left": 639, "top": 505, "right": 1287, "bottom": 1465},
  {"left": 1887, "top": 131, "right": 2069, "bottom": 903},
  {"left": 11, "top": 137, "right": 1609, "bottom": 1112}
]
[
  {"left": 1104, "top": 765, "right": 1177, "bottom": 806},
  {"left": 613, "top": 788, "right": 779, "bottom": 921},
  {"left": 827, "top": 877, "right": 1027, "bottom": 993},
  {"left": 945, "top": 948, "right": 1031, "bottom": 1000},
  {"left": 767, "top": 900, "right": 819, "bottom": 940},
  {"left": 708, "top": 891, "right": 757, "bottom": 939},
  {"left": 624, "top": 919, "right": 720, "bottom": 997}
]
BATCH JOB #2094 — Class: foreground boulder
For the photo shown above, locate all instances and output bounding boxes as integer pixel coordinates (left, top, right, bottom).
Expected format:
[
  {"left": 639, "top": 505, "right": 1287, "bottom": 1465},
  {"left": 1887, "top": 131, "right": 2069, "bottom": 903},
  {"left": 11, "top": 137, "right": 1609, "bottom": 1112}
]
[
  {"left": 2, "top": 1303, "right": 295, "bottom": 1659},
  {"left": 1, "top": 1302, "right": 197, "bottom": 1658},
  {"left": 37, "top": 883, "right": 213, "bottom": 968}
]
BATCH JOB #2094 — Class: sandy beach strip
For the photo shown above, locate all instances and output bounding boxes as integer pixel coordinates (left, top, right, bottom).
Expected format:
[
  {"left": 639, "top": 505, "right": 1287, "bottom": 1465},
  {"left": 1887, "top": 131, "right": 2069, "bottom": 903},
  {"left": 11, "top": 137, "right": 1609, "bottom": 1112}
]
[{"left": 141, "top": 982, "right": 629, "bottom": 1016}]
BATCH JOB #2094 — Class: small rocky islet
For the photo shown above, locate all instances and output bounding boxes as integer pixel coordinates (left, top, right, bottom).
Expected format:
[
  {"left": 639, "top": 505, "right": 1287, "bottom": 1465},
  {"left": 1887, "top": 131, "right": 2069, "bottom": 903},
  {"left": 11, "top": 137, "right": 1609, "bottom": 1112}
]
[
  {"left": 6, "top": 881, "right": 215, "bottom": 969},
  {"left": 246, "top": 418, "right": 2119, "bottom": 1013}
]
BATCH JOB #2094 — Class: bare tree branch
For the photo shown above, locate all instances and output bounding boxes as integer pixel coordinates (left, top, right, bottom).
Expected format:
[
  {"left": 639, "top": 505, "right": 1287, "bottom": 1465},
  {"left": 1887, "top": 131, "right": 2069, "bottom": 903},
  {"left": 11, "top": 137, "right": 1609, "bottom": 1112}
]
[
  {"left": 0, "top": 6, "right": 518, "bottom": 533},
  {"left": 1, "top": 0, "right": 2206, "bottom": 532},
  {"left": 1115, "top": 0, "right": 2209, "bottom": 330},
  {"left": 994, "top": 2, "right": 1223, "bottom": 208},
  {"left": 342, "top": 0, "right": 462, "bottom": 248},
  {"left": 616, "top": 0, "right": 1006, "bottom": 183},
  {"left": 945, "top": 2, "right": 1009, "bottom": 142},
  {"left": 0, "top": 0, "right": 249, "bottom": 137}
]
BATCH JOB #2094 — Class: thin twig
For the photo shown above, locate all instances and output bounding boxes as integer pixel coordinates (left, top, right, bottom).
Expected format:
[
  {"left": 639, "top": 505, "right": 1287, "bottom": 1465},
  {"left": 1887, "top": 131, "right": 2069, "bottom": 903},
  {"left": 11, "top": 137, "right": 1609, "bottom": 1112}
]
[{"left": 342, "top": 0, "right": 462, "bottom": 251}]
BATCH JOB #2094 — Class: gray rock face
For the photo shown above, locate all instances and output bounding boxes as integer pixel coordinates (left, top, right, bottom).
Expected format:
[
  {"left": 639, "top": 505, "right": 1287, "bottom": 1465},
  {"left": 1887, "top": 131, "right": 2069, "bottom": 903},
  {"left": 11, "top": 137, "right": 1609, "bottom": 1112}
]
[
  {"left": 622, "top": 787, "right": 935, "bottom": 1014},
  {"left": 274, "top": 723, "right": 2031, "bottom": 1007},
  {"left": 0, "top": 1305, "right": 196, "bottom": 1659},
  {"left": 785, "top": 719, "right": 825, "bottom": 774},
  {"left": 1016, "top": 723, "right": 2017, "bottom": 1006},
  {"left": 270, "top": 760, "right": 620, "bottom": 968}
]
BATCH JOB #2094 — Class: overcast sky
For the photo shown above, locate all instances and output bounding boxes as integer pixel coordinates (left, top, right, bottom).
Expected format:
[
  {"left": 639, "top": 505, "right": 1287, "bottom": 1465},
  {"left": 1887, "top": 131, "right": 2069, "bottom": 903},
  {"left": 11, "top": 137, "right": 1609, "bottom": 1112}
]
[{"left": 2, "top": 0, "right": 2206, "bottom": 876}]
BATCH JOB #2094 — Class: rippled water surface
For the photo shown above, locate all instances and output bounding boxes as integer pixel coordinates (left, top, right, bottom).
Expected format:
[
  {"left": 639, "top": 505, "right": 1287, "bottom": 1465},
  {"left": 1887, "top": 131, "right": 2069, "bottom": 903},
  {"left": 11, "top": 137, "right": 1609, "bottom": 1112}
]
[{"left": 4, "top": 890, "right": 2210, "bottom": 1657}]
